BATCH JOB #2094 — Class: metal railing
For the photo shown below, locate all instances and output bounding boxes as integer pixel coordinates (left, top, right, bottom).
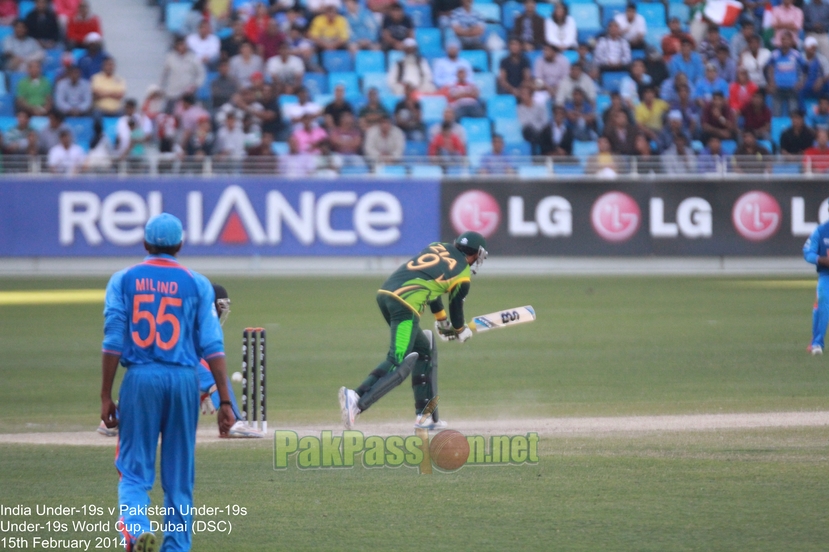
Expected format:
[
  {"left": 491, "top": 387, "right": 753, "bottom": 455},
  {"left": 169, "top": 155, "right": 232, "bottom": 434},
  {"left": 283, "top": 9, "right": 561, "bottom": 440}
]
[{"left": 3, "top": 154, "right": 829, "bottom": 178}]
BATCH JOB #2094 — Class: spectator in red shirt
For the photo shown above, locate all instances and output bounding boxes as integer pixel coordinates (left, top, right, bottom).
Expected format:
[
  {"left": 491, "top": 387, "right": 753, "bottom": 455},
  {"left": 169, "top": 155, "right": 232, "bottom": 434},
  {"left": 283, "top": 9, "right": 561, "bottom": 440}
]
[
  {"left": 740, "top": 90, "right": 772, "bottom": 140},
  {"left": 729, "top": 67, "right": 758, "bottom": 111},
  {"left": 701, "top": 91, "right": 737, "bottom": 142},
  {"left": 66, "top": 1, "right": 102, "bottom": 48},
  {"left": 428, "top": 121, "right": 466, "bottom": 159},
  {"left": 53, "top": 0, "right": 80, "bottom": 27},
  {"left": 0, "top": 0, "right": 18, "bottom": 25},
  {"left": 661, "top": 17, "right": 694, "bottom": 62},
  {"left": 804, "top": 127, "right": 829, "bottom": 172},
  {"left": 258, "top": 18, "right": 285, "bottom": 61},
  {"left": 245, "top": 3, "right": 271, "bottom": 44}
]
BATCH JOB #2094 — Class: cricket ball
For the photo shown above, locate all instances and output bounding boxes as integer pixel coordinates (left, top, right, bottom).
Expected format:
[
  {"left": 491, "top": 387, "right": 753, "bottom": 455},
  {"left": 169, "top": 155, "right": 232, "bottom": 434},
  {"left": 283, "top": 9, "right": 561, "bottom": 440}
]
[
  {"left": 429, "top": 430, "right": 469, "bottom": 471},
  {"left": 231, "top": 372, "right": 243, "bottom": 383}
]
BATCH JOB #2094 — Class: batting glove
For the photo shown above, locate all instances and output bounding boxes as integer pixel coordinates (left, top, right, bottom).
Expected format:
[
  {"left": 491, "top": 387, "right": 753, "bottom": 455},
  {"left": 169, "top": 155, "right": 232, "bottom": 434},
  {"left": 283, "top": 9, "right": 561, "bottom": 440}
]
[
  {"left": 456, "top": 325, "right": 473, "bottom": 343},
  {"left": 435, "top": 318, "right": 454, "bottom": 342},
  {"left": 200, "top": 393, "right": 216, "bottom": 415}
]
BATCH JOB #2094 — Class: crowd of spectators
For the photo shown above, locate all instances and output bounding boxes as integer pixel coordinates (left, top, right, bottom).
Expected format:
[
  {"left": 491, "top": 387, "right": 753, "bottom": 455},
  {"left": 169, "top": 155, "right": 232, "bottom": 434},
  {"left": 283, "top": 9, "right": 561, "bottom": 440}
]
[{"left": 3, "top": 0, "right": 829, "bottom": 175}]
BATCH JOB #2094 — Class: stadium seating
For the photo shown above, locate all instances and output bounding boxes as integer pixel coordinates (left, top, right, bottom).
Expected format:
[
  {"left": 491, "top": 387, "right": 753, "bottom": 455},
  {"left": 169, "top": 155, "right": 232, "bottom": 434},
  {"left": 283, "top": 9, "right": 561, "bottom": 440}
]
[
  {"left": 476, "top": 72, "right": 496, "bottom": 98},
  {"left": 490, "top": 49, "right": 507, "bottom": 73},
  {"left": 303, "top": 73, "right": 328, "bottom": 96},
  {"left": 518, "top": 165, "right": 550, "bottom": 178},
  {"left": 272, "top": 141, "right": 289, "bottom": 155},
  {"left": 461, "top": 117, "right": 492, "bottom": 144},
  {"left": 639, "top": 3, "right": 667, "bottom": 26},
  {"left": 721, "top": 140, "right": 738, "bottom": 155},
  {"left": 278, "top": 94, "right": 298, "bottom": 121},
  {"left": 102, "top": 117, "right": 119, "bottom": 144},
  {"left": 554, "top": 163, "right": 585, "bottom": 175},
  {"left": 771, "top": 116, "right": 790, "bottom": 146},
  {"left": 646, "top": 27, "right": 670, "bottom": 53},
  {"left": 18, "top": 1, "right": 35, "bottom": 18},
  {"left": 355, "top": 51, "right": 385, "bottom": 76},
  {"left": 420, "top": 95, "right": 448, "bottom": 124},
  {"left": 570, "top": 4, "right": 601, "bottom": 43},
  {"left": 165, "top": 3, "right": 190, "bottom": 33},
  {"left": 467, "top": 141, "right": 490, "bottom": 168},
  {"left": 405, "top": 5, "right": 432, "bottom": 28},
  {"left": 414, "top": 28, "right": 443, "bottom": 57},
  {"left": 573, "top": 140, "right": 599, "bottom": 157},
  {"left": 404, "top": 141, "right": 428, "bottom": 157},
  {"left": 360, "top": 72, "right": 391, "bottom": 95},
  {"left": 410, "top": 165, "right": 443, "bottom": 177},
  {"left": 0, "top": 115, "right": 16, "bottom": 132},
  {"left": 486, "top": 95, "right": 517, "bottom": 120},
  {"left": 459, "top": 50, "right": 489, "bottom": 73},
  {"left": 668, "top": 3, "right": 690, "bottom": 22},
  {"left": 772, "top": 162, "right": 802, "bottom": 175},
  {"left": 377, "top": 165, "right": 407, "bottom": 176},
  {"left": 196, "top": 72, "right": 217, "bottom": 103},
  {"left": 602, "top": 6, "right": 625, "bottom": 29},
  {"left": 322, "top": 51, "right": 353, "bottom": 73},
  {"left": 387, "top": 49, "right": 404, "bottom": 69},
  {"left": 0, "top": 94, "right": 13, "bottom": 116},
  {"left": 536, "top": 3, "right": 553, "bottom": 18},
  {"left": 563, "top": 50, "right": 579, "bottom": 64},
  {"left": 501, "top": 1, "right": 523, "bottom": 30},
  {"left": 504, "top": 141, "right": 531, "bottom": 157},
  {"left": 379, "top": 93, "right": 402, "bottom": 113},
  {"left": 65, "top": 117, "right": 94, "bottom": 150},
  {"left": 494, "top": 117, "right": 523, "bottom": 143},
  {"left": 30, "top": 116, "right": 48, "bottom": 131},
  {"left": 473, "top": 4, "right": 501, "bottom": 23},
  {"left": 601, "top": 72, "right": 628, "bottom": 93}
]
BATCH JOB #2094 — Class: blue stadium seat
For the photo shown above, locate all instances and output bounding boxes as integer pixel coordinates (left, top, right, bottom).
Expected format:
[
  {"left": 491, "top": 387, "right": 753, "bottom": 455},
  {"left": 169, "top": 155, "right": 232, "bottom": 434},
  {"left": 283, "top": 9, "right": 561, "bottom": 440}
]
[
  {"left": 570, "top": 4, "right": 601, "bottom": 40},
  {"left": 30, "top": 116, "right": 48, "bottom": 131},
  {"left": 467, "top": 141, "right": 490, "bottom": 168},
  {"left": 379, "top": 93, "right": 401, "bottom": 113},
  {"left": 504, "top": 141, "right": 531, "bottom": 157},
  {"left": 42, "top": 48, "right": 64, "bottom": 73},
  {"left": 420, "top": 95, "right": 448, "bottom": 124},
  {"left": 490, "top": 49, "right": 507, "bottom": 73},
  {"left": 526, "top": 50, "right": 541, "bottom": 67},
  {"left": 757, "top": 139, "right": 773, "bottom": 152},
  {"left": 554, "top": 163, "right": 585, "bottom": 175},
  {"left": 414, "top": 28, "right": 443, "bottom": 57},
  {"left": 404, "top": 141, "right": 428, "bottom": 156},
  {"left": 72, "top": 48, "right": 85, "bottom": 62},
  {"left": 494, "top": 117, "right": 522, "bottom": 143},
  {"left": 278, "top": 94, "right": 299, "bottom": 121},
  {"left": 632, "top": 49, "right": 646, "bottom": 60},
  {"left": 165, "top": 3, "right": 190, "bottom": 33},
  {"left": 446, "top": 165, "right": 470, "bottom": 176},
  {"left": 773, "top": 162, "right": 802, "bottom": 175},
  {"left": 646, "top": 27, "right": 669, "bottom": 53},
  {"left": 387, "top": 49, "right": 404, "bottom": 68},
  {"left": 602, "top": 6, "right": 625, "bottom": 29},
  {"left": 536, "top": 3, "right": 553, "bottom": 18},
  {"left": 568, "top": 0, "right": 596, "bottom": 3},
  {"left": 487, "top": 95, "right": 517, "bottom": 120},
  {"left": 410, "top": 165, "right": 443, "bottom": 177},
  {"left": 361, "top": 72, "right": 391, "bottom": 95},
  {"left": 0, "top": 115, "right": 16, "bottom": 132},
  {"left": 303, "top": 73, "right": 328, "bottom": 96},
  {"left": 322, "top": 50, "right": 353, "bottom": 73},
  {"left": 668, "top": 3, "right": 690, "bottom": 22},
  {"left": 460, "top": 117, "right": 492, "bottom": 144},
  {"left": 772, "top": 116, "right": 790, "bottom": 146},
  {"left": 720, "top": 27, "right": 737, "bottom": 42},
  {"left": 102, "top": 117, "right": 119, "bottom": 143},
  {"left": 486, "top": 24, "right": 506, "bottom": 42},
  {"left": 601, "top": 71, "right": 628, "bottom": 93},
  {"left": 459, "top": 50, "right": 489, "bottom": 72},
  {"left": 196, "top": 71, "right": 218, "bottom": 103},
  {"left": 9, "top": 72, "right": 26, "bottom": 95},
  {"left": 573, "top": 140, "right": 599, "bottom": 157},
  {"left": 315, "top": 93, "right": 334, "bottom": 108},
  {"left": 0, "top": 94, "right": 13, "bottom": 116},
  {"left": 65, "top": 117, "right": 94, "bottom": 149},
  {"left": 405, "top": 4, "right": 432, "bottom": 28},
  {"left": 476, "top": 72, "right": 496, "bottom": 98},
  {"left": 341, "top": 164, "right": 370, "bottom": 175},
  {"left": 518, "top": 165, "right": 549, "bottom": 178},
  {"left": 639, "top": 3, "right": 667, "bottom": 26},
  {"left": 501, "top": 1, "right": 523, "bottom": 30},
  {"left": 473, "top": 3, "right": 501, "bottom": 22},
  {"left": 18, "top": 1, "right": 35, "bottom": 18},
  {"left": 0, "top": 26, "right": 11, "bottom": 47},
  {"left": 721, "top": 139, "right": 738, "bottom": 155},
  {"left": 271, "top": 141, "right": 290, "bottom": 155},
  {"left": 377, "top": 165, "right": 407, "bottom": 176},
  {"left": 355, "top": 51, "right": 385, "bottom": 75},
  {"left": 563, "top": 50, "right": 579, "bottom": 63},
  {"left": 595, "top": 0, "right": 626, "bottom": 5}
]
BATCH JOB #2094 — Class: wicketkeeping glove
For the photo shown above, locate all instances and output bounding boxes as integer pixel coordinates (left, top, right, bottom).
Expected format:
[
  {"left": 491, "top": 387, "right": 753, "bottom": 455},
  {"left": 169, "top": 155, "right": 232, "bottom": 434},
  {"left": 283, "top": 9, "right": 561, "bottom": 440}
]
[{"left": 200, "top": 393, "right": 216, "bottom": 415}]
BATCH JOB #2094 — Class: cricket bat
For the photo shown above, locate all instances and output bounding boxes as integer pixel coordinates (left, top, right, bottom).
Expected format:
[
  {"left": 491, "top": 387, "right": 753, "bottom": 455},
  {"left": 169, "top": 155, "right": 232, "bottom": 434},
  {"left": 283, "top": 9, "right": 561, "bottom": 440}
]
[{"left": 468, "top": 305, "right": 536, "bottom": 333}]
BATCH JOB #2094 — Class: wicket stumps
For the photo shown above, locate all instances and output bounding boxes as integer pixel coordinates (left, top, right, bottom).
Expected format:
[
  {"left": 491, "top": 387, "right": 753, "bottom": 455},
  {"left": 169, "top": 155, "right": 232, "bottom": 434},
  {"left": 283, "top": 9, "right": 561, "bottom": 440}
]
[{"left": 241, "top": 328, "right": 267, "bottom": 433}]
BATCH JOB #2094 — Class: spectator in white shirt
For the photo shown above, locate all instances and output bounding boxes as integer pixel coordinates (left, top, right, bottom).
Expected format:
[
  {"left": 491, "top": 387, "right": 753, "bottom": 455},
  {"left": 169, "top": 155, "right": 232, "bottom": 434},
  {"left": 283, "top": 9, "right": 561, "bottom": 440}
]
[
  {"left": 266, "top": 42, "right": 305, "bottom": 95},
  {"left": 545, "top": 2, "right": 577, "bottom": 50},
  {"left": 594, "top": 20, "right": 632, "bottom": 73},
  {"left": 613, "top": 3, "right": 647, "bottom": 49},
  {"left": 229, "top": 41, "right": 264, "bottom": 88},
  {"left": 740, "top": 33, "right": 771, "bottom": 87},
  {"left": 533, "top": 43, "right": 570, "bottom": 98},
  {"left": 186, "top": 19, "right": 221, "bottom": 69},
  {"left": 216, "top": 111, "right": 247, "bottom": 171},
  {"left": 283, "top": 86, "right": 322, "bottom": 130},
  {"left": 48, "top": 129, "right": 86, "bottom": 174},
  {"left": 54, "top": 64, "right": 92, "bottom": 116},
  {"left": 432, "top": 39, "right": 473, "bottom": 88},
  {"left": 115, "top": 98, "right": 153, "bottom": 159},
  {"left": 387, "top": 38, "right": 435, "bottom": 95},
  {"left": 555, "top": 62, "right": 597, "bottom": 105}
]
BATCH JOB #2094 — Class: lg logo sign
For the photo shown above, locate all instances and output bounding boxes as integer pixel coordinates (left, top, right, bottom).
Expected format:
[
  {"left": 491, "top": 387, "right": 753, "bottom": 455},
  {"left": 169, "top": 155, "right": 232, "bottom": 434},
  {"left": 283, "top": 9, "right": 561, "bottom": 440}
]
[
  {"left": 450, "top": 190, "right": 501, "bottom": 237},
  {"left": 731, "top": 191, "right": 782, "bottom": 242},
  {"left": 590, "top": 192, "right": 641, "bottom": 242}
]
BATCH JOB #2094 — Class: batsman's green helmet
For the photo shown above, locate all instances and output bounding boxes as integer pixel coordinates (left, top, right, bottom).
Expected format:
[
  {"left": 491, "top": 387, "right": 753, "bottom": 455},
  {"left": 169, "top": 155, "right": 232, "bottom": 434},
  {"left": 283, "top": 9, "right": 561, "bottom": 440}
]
[{"left": 454, "top": 231, "right": 487, "bottom": 257}]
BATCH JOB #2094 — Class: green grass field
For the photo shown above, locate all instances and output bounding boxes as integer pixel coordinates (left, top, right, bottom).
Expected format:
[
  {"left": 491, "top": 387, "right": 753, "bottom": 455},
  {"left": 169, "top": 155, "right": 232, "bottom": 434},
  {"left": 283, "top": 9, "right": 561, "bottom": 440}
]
[{"left": 1, "top": 275, "right": 828, "bottom": 550}]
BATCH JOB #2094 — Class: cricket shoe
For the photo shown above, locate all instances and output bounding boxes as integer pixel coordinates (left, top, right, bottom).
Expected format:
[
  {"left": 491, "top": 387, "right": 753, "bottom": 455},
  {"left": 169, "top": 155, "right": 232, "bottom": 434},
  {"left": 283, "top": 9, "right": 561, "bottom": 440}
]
[
  {"left": 227, "top": 421, "right": 264, "bottom": 438},
  {"left": 811, "top": 345, "right": 823, "bottom": 356},
  {"left": 96, "top": 421, "right": 117, "bottom": 437},
  {"left": 414, "top": 415, "right": 447, "bottom": 430},
  {"left": 338, "top": 386, "right": 360, "bottom": 429},
  {"left": 131, "top": 532, "right": 158, "bottom": 552}
]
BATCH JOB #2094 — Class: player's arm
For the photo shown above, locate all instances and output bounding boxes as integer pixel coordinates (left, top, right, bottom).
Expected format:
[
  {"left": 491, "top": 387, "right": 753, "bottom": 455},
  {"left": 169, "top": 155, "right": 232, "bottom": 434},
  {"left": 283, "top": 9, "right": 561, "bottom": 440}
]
[
  {"left": 100, "top": 272, "right": 126, "bottom": 428},
  {"left": 803, "top": 228, "right": 828, "bottom": 266},
  {"left": 436, "top": 281, "right": 473, "bottom": 343}
]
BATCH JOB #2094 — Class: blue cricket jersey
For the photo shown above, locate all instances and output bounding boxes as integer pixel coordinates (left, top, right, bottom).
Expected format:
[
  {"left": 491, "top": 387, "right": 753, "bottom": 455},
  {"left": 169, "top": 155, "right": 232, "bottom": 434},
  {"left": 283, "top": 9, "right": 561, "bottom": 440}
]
[
  {"left": 803, "top": 221, "right": 829, "bottom": 275},
  {"left": 102, "top": 254, "right": 225, "bottom": 367}
]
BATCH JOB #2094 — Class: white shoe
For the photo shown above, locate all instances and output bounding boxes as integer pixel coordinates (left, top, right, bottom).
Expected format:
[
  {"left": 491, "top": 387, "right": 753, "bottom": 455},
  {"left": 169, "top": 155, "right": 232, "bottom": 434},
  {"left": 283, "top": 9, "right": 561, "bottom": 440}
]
[
  {"left": 338, "top": 387, "right": 360, "bottom": 429},
  {"left": 414, "top": 415, "right": 447, "bottom": 430},
  {"left": 227, "top": 421, "right": 264, "bottom": 438},
  {"left": 811, "top": 345, "right": 823, "bottom": 356},
  {"left": 97, "top": 421, "right": 117, "bottom": 437}
]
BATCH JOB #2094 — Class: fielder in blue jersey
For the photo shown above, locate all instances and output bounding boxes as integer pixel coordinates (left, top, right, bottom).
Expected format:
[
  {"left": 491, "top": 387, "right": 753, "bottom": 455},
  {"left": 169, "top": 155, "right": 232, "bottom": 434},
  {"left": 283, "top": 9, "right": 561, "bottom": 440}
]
[
  {"left": 803, "top": 220, "right": 829, "bottom": 355},
  {"left": 100, "top": 213, "right": 235, "bottom": 552}
]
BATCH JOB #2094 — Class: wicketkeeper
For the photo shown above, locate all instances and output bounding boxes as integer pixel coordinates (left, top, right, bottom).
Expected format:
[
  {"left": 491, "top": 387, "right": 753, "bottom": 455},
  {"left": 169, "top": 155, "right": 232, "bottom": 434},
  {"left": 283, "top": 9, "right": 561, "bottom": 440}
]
[{"left": 339, "top": 231, "right": 488, "bottom": 430}]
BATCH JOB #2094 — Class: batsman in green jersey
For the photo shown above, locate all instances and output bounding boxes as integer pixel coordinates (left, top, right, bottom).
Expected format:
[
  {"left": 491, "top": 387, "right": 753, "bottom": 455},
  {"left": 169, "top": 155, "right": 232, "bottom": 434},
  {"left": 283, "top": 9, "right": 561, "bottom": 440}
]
[{"left": 339, "top": 231, "right": 488, "bottom": 430}]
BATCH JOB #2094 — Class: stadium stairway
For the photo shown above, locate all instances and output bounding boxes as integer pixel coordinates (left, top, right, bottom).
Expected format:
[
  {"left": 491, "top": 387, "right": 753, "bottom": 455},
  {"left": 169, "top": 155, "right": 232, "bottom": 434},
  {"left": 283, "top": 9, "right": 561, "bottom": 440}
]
[{"left": 88, "top": 0, "right": 170, "bottom": 100}]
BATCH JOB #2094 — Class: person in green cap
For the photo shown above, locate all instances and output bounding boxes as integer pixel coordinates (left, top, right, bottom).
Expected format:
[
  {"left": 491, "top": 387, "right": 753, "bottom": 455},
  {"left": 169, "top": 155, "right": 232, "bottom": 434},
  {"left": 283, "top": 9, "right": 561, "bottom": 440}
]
[{"left": 338, "top": 231, "right": 488, "bottom": 431}]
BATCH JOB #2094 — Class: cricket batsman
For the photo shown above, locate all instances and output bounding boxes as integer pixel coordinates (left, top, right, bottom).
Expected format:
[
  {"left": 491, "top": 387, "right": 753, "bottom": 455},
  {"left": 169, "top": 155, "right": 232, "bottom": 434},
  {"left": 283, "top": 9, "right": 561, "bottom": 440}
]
[
  {"left": 339, "top": 231, "right": 488, "bottom": 430},
  {"left": 100, "top": 213, "right": 234, "bottom": 552},
  {"left": 803, "top": 220, "right": 829, "bottom": 355}
]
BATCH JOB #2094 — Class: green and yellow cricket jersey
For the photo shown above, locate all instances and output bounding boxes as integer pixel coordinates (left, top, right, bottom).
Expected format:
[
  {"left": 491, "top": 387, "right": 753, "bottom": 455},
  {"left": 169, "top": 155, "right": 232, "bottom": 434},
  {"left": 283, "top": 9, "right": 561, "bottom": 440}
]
[{"left": 378, "top": 242, "right": 471, "bottom": 329}]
